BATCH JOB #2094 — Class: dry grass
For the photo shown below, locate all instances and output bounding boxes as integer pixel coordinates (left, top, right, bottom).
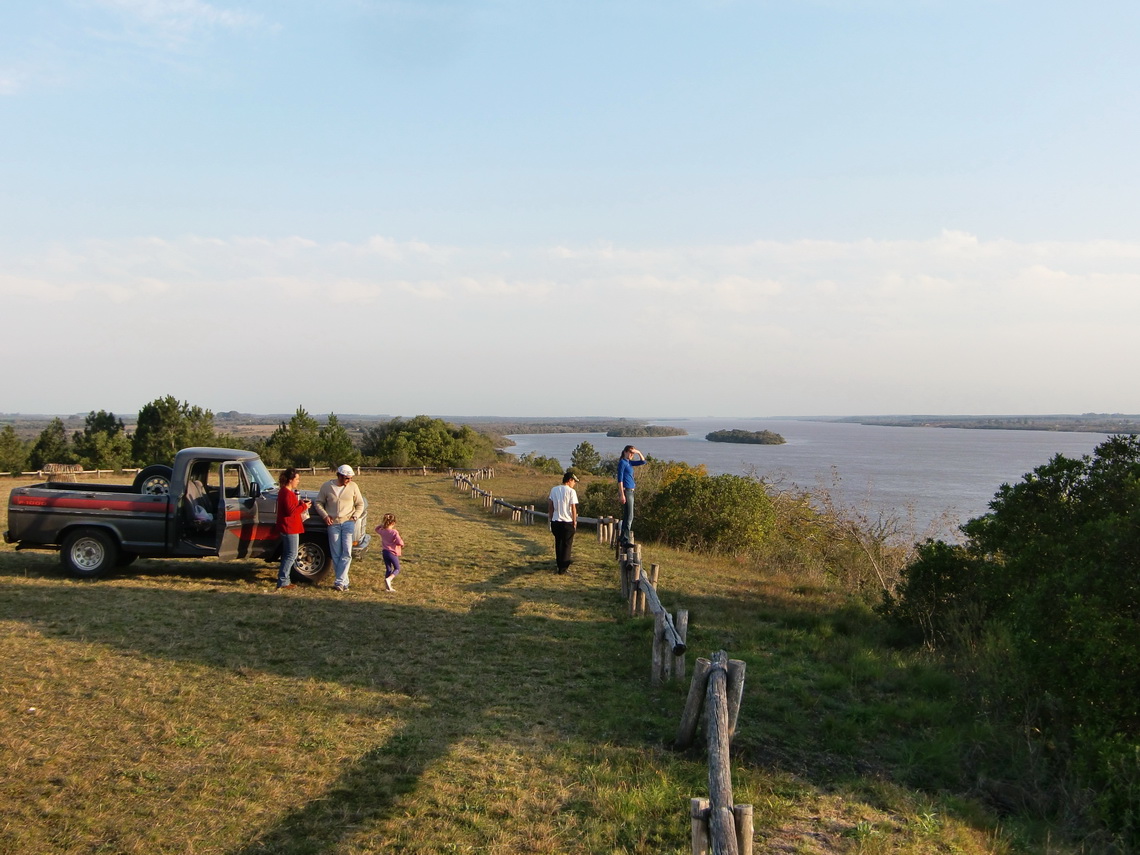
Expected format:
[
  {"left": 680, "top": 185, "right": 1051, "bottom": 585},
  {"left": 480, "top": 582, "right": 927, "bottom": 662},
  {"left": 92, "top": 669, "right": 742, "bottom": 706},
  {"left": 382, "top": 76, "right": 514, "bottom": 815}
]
[{"left": 0, "top": 470, "right": 1062, "bottom": 853}]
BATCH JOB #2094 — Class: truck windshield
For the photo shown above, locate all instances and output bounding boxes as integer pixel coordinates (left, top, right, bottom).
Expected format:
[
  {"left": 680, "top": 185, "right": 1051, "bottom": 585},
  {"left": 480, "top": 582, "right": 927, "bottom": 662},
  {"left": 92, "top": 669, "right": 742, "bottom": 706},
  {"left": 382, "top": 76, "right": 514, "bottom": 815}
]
[{"left": 246, "top": 459, "right": 277, "bottom": 494}]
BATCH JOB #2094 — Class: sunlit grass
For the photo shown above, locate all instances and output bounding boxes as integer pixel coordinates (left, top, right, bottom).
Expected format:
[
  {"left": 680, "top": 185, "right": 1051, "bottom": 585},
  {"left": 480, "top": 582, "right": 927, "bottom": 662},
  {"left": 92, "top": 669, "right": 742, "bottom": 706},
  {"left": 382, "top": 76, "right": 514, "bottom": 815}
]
[{"left": 0, "top": 470, "right": 1075, "bottom": 853}]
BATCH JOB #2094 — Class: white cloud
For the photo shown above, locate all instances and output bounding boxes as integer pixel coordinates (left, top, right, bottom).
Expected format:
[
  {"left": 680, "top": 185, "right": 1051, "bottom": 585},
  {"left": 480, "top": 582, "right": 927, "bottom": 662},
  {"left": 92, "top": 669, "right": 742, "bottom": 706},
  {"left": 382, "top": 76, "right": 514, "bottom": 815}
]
[
  {"left": 90, "top": 0, "right": 261, "bottom": 33},
  {"left": 2, "top": 231, "right": 1138, "bottom": 415}
]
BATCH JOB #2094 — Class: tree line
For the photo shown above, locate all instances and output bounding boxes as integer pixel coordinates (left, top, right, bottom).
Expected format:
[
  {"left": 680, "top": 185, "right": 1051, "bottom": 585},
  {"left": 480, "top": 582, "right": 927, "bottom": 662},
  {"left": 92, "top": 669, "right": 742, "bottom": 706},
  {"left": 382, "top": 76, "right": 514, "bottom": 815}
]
[{"left": 0, "top": 397, "right": 500, "bottom": 473}]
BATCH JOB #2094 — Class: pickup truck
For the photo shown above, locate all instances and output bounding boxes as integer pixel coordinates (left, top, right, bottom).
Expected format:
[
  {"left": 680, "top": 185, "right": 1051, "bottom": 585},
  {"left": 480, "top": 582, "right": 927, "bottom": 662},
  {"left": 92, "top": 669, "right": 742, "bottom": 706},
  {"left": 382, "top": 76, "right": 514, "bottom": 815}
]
[{"left": 4, "top": 447, "right": 371, "bottom": 580}]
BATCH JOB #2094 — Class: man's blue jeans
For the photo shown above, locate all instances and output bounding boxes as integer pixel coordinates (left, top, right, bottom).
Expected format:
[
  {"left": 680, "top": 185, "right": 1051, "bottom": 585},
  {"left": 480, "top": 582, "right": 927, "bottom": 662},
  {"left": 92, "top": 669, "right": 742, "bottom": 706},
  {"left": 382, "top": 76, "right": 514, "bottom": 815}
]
[
  {"left": 620, "top": 488, "right": 635, "bottom": 543},
  {"left": 328, "top": 519, "right": 356, "bottom": 588}
]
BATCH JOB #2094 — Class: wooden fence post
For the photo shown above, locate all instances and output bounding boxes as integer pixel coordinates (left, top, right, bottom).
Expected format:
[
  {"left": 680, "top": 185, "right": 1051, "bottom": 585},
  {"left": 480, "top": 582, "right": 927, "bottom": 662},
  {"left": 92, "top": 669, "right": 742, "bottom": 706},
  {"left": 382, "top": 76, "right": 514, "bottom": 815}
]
[
  {"left": 733, "top": 804, "right": 754, "bottom": 855},
  {"left": 691, "top": 798, "right": 710, "bottom": 855},
  {"left": 675, "top": 657, "right": 712, "bottom": 749},
  {"left": 727, "top": 659, "right": 747, "bottom": 741},
  {"left": 674, "top": 609, "right": 690, "bottom": 681},
  {"left": 642, "top": 562, "right": 658, "bottom": 616},
  {"left": 652, "top": 612, "right": 666, "bottom": 685}
]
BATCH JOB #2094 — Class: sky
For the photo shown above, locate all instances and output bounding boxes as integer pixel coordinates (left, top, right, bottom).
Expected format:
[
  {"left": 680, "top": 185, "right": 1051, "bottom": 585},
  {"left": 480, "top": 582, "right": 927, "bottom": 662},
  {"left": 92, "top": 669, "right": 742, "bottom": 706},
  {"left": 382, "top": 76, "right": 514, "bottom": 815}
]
[{"left": 2, "top": 0, "right": 1139, "bottom": 419}]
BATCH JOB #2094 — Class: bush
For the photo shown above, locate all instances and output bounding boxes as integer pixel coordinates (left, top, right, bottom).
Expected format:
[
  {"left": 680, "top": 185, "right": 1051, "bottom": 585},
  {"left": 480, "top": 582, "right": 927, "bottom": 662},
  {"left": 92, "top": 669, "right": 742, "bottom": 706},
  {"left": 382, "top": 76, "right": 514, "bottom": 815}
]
[
  {"left": 639, "top": 472, "right": 775, "bottom": 555},
  {"left": 881, "top": 435, "right": 1140, "bottom": 843},
  {"left": 517, "top": 452, "right": 563, "bottom": 476},
  {"left": 361, "top": 416, "right": 497, "bottom": 468}
]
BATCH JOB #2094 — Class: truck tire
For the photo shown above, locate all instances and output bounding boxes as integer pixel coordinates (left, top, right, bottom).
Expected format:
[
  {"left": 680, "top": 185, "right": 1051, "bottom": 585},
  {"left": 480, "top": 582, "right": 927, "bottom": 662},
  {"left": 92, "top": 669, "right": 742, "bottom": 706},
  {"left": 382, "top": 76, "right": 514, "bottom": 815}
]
[
  {"left": 293, "top": 536, "right": 332, "bottom": 582},
  {"left": 133, "top": 465, "right": 173, "bottom": 496},
  {"left": 61, "top": 528, "right": 119, "bottom": 579}
]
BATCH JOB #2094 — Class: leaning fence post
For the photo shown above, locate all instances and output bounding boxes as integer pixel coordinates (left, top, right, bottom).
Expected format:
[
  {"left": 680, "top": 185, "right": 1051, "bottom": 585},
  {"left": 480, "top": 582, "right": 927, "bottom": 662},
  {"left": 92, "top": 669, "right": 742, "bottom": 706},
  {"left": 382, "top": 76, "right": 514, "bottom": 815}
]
[
  {"left": 676, "top": 657, "right": 712, "bottom": 749},
  {"left": 726, "top": 659, "right": 747, "bottom": 741},
  {"left": 652, "top": 612, "right": 666, "bottom": 685}
]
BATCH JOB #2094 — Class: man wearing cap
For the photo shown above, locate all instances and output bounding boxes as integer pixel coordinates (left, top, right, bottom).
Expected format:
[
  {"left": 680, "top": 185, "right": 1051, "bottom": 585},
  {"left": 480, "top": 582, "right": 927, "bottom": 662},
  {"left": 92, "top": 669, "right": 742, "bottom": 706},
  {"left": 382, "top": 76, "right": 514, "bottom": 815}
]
[
  {"left": 547, "top": 470, "right": 580, "bottom": 574},
  {"left": 314, "top": 464, "right": 366, "bottom": 592}
]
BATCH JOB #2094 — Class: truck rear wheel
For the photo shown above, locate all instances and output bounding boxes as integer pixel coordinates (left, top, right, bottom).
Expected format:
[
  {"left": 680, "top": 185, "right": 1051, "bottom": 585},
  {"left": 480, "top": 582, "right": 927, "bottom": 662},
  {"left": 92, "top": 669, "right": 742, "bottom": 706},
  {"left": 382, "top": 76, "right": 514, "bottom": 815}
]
[
  {"left": 293, "top": 537, "right": 332, "bottom": 582},
  {"left": 61, "top": 529, "right": 119, "bottom": 579},
  {"left": 133, "top": 464, "right": 173, "bottom": 495}
]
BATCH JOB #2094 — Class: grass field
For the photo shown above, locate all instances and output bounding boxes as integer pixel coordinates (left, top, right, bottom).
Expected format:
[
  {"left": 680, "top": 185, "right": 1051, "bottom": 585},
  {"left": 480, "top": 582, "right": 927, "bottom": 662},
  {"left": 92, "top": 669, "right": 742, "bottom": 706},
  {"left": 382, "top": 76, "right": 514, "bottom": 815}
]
[{"left": 0, "top": 470, "right": 1071, "bottom": 853}]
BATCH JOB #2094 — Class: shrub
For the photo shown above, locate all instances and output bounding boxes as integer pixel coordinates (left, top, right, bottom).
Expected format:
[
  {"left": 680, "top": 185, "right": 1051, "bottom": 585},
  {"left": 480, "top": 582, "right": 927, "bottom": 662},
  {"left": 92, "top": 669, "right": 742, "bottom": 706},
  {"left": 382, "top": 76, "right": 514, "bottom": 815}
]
[
  {"left": 361, "top": 416, "right": 497, "bottom": 468},
  {"left": 517, "top": 452, "right": 563, "bottom": 475},
  {"left": 639, "top": 472, "right": 775, "bottom": 555},
  {"left": 881, "top": 435, "right": 1140, "bottom": 843}
]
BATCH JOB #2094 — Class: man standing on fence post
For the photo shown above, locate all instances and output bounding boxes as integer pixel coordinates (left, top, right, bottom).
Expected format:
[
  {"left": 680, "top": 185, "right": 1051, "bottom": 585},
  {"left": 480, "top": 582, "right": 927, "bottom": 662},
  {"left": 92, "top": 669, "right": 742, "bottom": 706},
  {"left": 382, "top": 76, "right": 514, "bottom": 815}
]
[
  {"left": 617, "top": 445, "right": 647, "bottom": 546},
  {"left": 314, "top": 464, "right": 365, "bottom": 592},
  {"left": 548, "top": 470, "right": 579, "bottom": 574}
]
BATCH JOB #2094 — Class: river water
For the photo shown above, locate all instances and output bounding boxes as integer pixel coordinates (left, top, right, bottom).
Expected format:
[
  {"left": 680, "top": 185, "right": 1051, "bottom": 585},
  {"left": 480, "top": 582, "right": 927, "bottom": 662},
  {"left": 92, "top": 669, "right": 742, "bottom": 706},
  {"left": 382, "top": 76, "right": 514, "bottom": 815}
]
[{"left": 504, "top": 418, "right": 1110, "bottom": 538}]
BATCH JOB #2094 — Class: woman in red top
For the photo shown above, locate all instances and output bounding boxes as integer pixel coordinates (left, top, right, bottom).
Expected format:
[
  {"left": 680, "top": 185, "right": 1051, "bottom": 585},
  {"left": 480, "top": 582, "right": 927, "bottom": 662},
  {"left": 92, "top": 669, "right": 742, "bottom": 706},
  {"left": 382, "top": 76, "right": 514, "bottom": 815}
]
[{"left": 275, "top": 467, "right": 311, "bottom": 590}]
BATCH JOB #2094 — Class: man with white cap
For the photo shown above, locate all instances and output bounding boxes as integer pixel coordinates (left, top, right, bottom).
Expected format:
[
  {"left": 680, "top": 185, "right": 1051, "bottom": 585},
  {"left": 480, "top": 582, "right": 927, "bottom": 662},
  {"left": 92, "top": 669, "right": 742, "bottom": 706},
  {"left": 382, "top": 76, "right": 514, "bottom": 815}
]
[{"left": 314, "top": 464, "right": 366, "bottom": 592}]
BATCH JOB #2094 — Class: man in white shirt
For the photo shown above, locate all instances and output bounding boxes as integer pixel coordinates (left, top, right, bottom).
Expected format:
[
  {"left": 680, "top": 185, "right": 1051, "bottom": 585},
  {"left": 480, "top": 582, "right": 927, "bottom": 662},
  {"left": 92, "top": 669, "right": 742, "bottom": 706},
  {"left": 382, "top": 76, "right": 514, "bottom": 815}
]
[
  {"left": 547, "top": 471, "right": 580, "bottom": 574},
  {"left": 314, "top": 464, "right": 365, "bottom": 592}
]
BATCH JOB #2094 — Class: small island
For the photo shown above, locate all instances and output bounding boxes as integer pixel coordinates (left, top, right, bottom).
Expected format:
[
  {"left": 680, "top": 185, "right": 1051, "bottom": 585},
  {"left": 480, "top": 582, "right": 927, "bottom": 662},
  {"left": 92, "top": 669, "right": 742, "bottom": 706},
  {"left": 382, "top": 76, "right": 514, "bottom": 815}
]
[
  {"left": 606, "top": 425, "right": 688, "bottom": 438},
  {"left": 706, "top": 428, "right": 786, "bottom": 445}
]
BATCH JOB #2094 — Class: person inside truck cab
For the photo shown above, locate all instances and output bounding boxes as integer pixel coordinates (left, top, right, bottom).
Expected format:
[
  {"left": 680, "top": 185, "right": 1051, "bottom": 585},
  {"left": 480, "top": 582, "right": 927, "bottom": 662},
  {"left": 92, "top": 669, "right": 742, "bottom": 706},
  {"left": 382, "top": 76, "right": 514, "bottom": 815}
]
[{"left": 184, "top": 462, "right": 215, "bottom": 531}]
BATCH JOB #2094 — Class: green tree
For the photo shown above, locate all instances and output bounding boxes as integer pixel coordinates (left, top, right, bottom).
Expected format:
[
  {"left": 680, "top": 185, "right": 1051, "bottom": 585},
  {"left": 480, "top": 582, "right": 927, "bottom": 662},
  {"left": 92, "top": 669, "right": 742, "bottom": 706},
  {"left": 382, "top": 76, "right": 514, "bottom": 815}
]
[
  {"left": 319, "top": 413, "right": 359, "bottom": 468},
  {"left": 881, "top": 435, "right": 1140, "bottom": 842},
  {"left": 0, "top": 425, "right": 30, "bottom": 474},
  {"left": 73, "top": 410, "right": 132, "bottom": 470},
  {"left": 132, "top": 396, "right": 216, "bottom": 465},
  {"left": 362, "top": 416, "right": 497, "bottom": 468},
  {"left": 29, "top": 418, "right": 76, "bottom": 469},
  {"left": 264, "top": 406, "right": 322, "bottom": 467},
  {"left": 570, "top": 441, "right": 602, "bottom": 475},
  {"left": 518, "top": 452, "right": 563, "bottom": 475}
]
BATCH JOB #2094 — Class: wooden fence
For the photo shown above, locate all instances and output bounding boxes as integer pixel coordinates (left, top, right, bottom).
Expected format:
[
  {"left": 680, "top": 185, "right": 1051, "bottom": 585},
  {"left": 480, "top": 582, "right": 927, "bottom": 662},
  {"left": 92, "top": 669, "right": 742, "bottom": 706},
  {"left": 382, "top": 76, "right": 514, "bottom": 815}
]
[
  {"left": 4, "top": 466, "right": 143, "bottom": 480},
  {"left": 452, "top": 473, "right": 752, "bottom": 851}
]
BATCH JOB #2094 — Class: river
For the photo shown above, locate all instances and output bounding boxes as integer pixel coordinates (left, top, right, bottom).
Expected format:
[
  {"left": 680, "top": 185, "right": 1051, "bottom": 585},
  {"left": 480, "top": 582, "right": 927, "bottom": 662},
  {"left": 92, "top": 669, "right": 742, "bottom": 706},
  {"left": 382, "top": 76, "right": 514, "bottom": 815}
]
[{"left": 504, "top": 418, "right": 1111, "bottom": 538}]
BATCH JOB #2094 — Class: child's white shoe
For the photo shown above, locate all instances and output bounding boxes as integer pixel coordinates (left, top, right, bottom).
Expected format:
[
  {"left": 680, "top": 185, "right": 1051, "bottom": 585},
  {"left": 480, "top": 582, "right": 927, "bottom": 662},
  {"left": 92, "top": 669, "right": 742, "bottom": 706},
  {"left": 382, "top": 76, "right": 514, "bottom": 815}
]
[{"left": 385, "top": 577, "right": 394, "bottom": 591}]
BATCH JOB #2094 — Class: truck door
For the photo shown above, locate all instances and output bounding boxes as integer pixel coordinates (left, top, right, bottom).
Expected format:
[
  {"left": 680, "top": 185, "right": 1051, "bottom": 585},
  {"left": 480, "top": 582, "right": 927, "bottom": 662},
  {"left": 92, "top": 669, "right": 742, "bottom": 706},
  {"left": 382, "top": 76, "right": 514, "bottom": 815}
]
[{"left": 216, "top": 460, "right": 257, "bottom": 559}]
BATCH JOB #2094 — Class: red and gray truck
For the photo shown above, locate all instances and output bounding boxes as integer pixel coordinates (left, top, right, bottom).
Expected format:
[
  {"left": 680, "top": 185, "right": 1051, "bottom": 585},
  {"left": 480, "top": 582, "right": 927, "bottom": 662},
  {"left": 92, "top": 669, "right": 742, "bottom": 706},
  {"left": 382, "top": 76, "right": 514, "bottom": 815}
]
[{"left": 4, "top": 447, "right": 370, "bottom": 579}]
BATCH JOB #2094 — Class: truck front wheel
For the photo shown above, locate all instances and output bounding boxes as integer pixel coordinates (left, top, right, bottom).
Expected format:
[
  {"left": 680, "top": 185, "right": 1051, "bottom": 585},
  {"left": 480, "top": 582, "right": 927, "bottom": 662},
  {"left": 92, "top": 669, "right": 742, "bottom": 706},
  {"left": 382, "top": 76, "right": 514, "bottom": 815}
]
[
  {"left": 293, "top": 537, "right": 332, "bottom": 582},
  {"left": 61, "top": 529, "right": 119, "bottom": 579},
  {"left": 133, "top": 465, "right": 173, "bottom": 496}
]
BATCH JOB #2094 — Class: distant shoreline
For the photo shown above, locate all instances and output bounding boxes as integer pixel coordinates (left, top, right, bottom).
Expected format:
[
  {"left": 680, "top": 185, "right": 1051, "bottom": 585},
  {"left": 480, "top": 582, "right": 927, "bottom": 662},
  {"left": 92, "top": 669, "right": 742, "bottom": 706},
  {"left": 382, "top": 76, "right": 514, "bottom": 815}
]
[
  {"left": 821, "top": 415, "right": 1139, "bottom": 435},
  {"left": 3, "top": 412, "right": 1137, "bottom": 439}
]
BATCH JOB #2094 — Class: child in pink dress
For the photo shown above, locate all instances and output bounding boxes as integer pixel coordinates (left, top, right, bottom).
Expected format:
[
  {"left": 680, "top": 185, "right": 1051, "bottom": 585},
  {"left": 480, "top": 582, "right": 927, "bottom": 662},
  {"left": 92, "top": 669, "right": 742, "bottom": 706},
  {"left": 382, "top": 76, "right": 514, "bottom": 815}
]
[{"left": 375, "top": 513, "right": 405, "bottom": 591}]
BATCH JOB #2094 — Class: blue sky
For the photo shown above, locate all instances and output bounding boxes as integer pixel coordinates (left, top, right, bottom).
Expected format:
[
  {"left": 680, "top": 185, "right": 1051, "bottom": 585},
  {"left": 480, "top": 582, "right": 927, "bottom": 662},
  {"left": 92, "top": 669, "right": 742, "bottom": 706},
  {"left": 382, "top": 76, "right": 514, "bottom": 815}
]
[{"left": 3, "top": 1, "right": 1138, "bottom": 418}]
